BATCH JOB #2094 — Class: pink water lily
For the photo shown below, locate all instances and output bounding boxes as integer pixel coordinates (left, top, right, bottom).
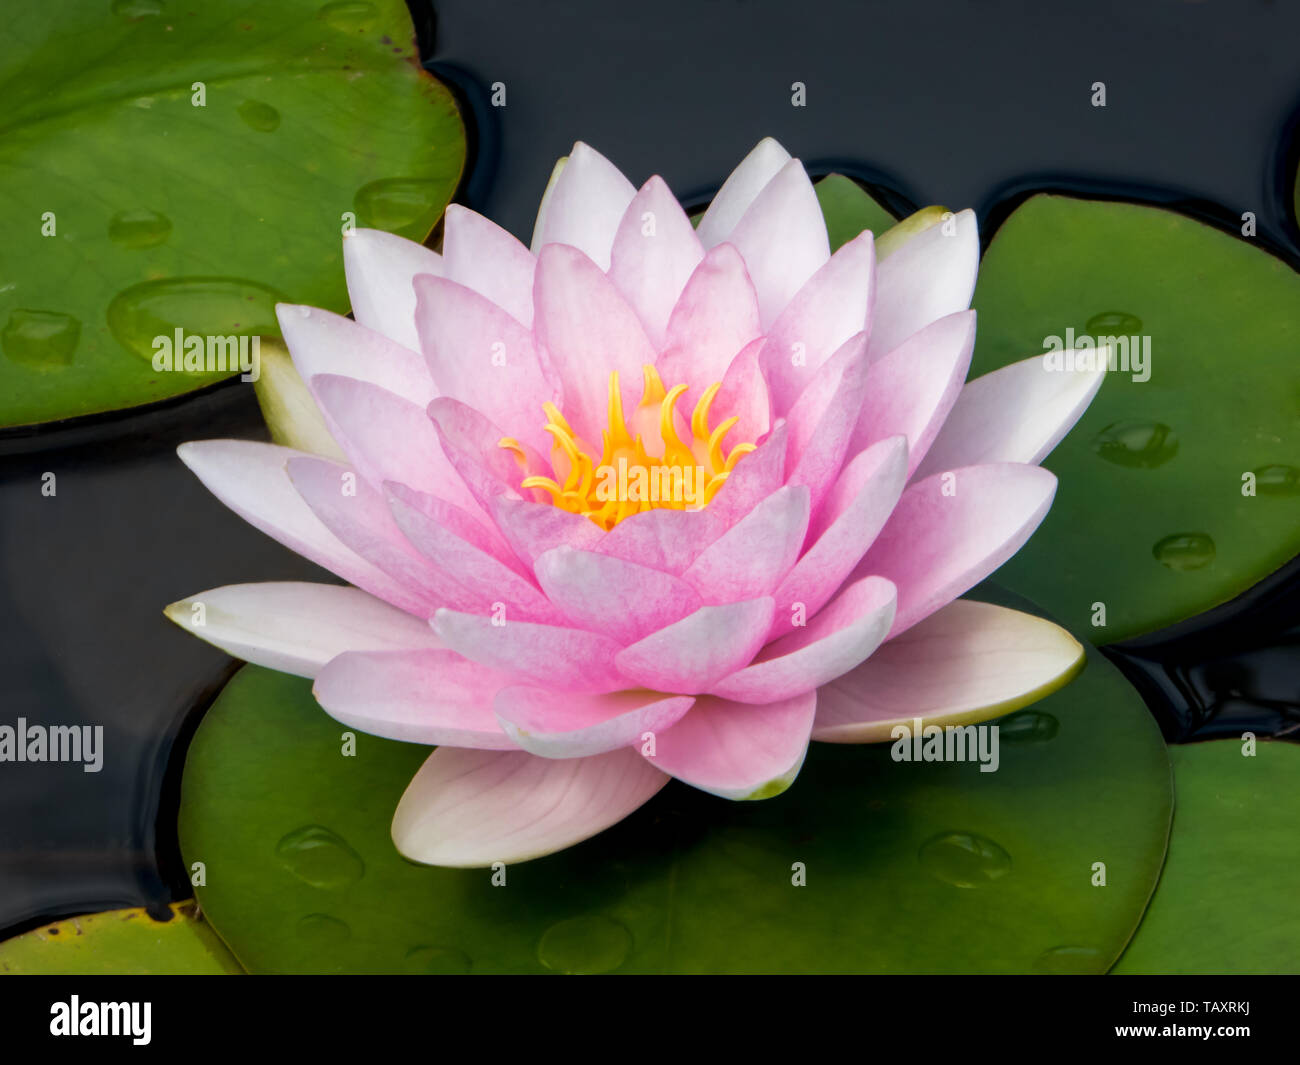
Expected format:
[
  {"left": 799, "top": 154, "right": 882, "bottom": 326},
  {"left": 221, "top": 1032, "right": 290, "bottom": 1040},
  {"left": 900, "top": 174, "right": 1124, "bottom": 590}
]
[{"left": 168, "top": 138, "right": 1103, "bottom": 867}]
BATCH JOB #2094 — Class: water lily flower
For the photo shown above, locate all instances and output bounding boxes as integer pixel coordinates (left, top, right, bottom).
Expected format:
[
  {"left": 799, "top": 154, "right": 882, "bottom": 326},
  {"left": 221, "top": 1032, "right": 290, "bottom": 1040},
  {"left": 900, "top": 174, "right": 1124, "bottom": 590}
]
[{"left": 167, "top": 138, "right": 1104, "bottom": 867}]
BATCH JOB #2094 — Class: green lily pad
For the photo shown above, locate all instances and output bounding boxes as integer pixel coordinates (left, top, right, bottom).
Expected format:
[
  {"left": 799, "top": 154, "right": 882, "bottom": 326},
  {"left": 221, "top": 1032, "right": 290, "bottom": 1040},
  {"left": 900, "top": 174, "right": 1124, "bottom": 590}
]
[
  {"left": 0, "top": 902, "right": 242, "bottom": 974},
  {"left": 814, "top": 174, "right": 897, "bottom": 252},
  {"left": 971, "top": 196, "right": 1300, "bottom": 642},
  {"left": 1114, "top": 739, "right": 1300, "bottom": 974},
  {"left": 0, "top": 0, "right": 464, "bottom": 427},
  {"left": 179, "top": 611, "right": 1171, "bottom": 974}
]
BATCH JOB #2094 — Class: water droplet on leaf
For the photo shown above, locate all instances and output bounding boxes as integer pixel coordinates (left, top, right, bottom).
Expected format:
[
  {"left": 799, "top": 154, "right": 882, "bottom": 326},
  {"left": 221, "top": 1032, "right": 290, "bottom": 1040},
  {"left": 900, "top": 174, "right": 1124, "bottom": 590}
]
[
  {"left": 537, "top": 915, "right": 631, "bottom": 974},
  {"left": 237, "top": 100, "right": 280, "bottom": 133},
  {"left": 1, "top": 310, "right": 80, "bottom": 368},
  {"left": 919, "top": 832, "right": 1012, "bottom": 888},
  {"left": 108, "top": 209, "right": 172, "bottom": 249},
  {"left": 1153, "top": 533, "right": 1215, "bottom": 571},
  {"left": 1091, "top": 420, "right": 1178, "bottom": 468},
  {"left": 275, "top": 825, "right": 364, "bottom": 889}
]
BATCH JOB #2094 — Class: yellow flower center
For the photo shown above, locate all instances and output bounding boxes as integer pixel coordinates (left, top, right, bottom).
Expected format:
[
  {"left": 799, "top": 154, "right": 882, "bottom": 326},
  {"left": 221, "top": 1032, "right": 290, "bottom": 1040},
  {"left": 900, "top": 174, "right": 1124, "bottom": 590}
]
[{"left": 498, "top": 366, "right": 756, "bottom": 530}]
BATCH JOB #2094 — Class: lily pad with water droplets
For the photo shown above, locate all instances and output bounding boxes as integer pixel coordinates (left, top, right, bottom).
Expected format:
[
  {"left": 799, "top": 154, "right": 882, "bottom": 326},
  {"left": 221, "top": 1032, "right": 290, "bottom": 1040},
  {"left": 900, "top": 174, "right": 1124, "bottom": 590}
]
[
  {"left": 178, "top": 596, "right": 1171, "bottom": 974},
  {"left": 0, "top": 901, "right": 242, "bottom": 974},
  {"left": 970, "top": 196, "right": 1300, "bottom": 642},
  {"left": 1114, "top": 739, "right": 1300, "bottom": 974},
  {"left": 0, "top": 0, "right": 463, "bottom": 427}
]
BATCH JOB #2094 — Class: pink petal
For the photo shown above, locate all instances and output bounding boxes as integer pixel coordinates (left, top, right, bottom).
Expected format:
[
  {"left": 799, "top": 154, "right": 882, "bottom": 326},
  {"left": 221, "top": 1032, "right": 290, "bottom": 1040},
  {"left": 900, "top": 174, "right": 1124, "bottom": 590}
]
[
  {"left": 770, "top": 434, "right": 908, "bottom": 638},
  {"left": 314, "top": 649, "right": 515, "bottom": 748},
  {"left": 532, "top": 142, "right": 637, "bottom": 270},
  {"left": 643, "top": 691, "right": 816, "bottom": 800},
  {"left": 426, "top": 396, "right": 538, "bottom": 513},
  {"left": 493, "top": 686, "right": 694, "bottom": 758},
  {"left": 342, "top": 228, "right": 442, "bottom": 353},
  {"left": 853, "top": 463, "right": 1058, "bottom": 636},
  {"left": 413, "top": 274, "right": 560, "bottom": 455},
  {"left": 176, "top": 439, "right": 422, "bottom": 614},
  {"left": 595, "top": 507, "right": 722, "bottom": 576},
  {"left": 705, "top": 420, "right": 788, "bottom": 528},
  {"left": 392, "top": 746, "right": 668, "bottom": 867},
  {"left": 727, "top": 158, "right": 830, "bottom": 330},
  {"left": 615, "top": 597, "right": 775, "bottom": 693},
  {"left": 433, "top": 608, "right": 627, "bottom": 693},
  {"left": 869, "top": 209, "right": 978, "bottom": 358},
  {"left": 759, "top": 230, "right": 876, "bottom": 415},
  {"left": 848, "top": 310, "right": 976, "bottom": 476},
  {"left": 387, "top": 482, "right": 561, "bottom": 624},
  {"left": 683, "top": 485, "right": 809, "bottom": 602},
  {"left": 655, "top": 243, "right": 762, "bottom": 405},
  {"left": 287, "top": 456, "right": 473, "bottom": 614},
  {"left": 715, "top": 337, "right": 772, "bottom": 445},
  {"left": 813, "top": 599, "right": 1085, "bottom": 742},
  {"left": 163, "top": 581, "right": 442, "bottom": 678},
  {"left": 309, "top": 375, "right": 480, "bottom": 516},
  {"left": 608, "top": 175, "right": 705, "bottom": 349},
  {"left": 534, "top": 545, "right": 704, "bottom": 643},
  {"left": 533, "top": 243, "right": 658, "bottom": 445},
  {"left": 695, "top": 137, "right": 792, "bottom": 249},
  {"left": 441, "top": 204, "right": 537, "bottom": 327},
  {"left": 489, "top": 495, "right": 604, "bottom": 568},
  {"left": 783, "top": 331, "right": 871, "bottom": 509},
  {"left": 275, "top": 304, "right": 435, "bottom": 408},
  {"left": 711, "top": 576, "right": 896, "bottom": 703},
  {"left": 915, "top": 352, "right": 1108, "bottom": 480}
]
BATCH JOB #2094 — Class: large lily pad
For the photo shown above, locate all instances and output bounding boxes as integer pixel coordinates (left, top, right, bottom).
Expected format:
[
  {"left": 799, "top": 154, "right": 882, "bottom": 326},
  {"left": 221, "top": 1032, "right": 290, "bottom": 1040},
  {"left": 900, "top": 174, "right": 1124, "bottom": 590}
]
[
  {"left": 814, "top": 174, "right": 897, "bottom": 252},
  {"left": 0, "top": 0, "right": 464, "bottom": 427},
  {"left": 1114, "top": 739, "right": 1300, "bottom": 974},
  {"left": 0, "top": 901, "right": 241, "bottom": 974},
  {"left": 971, "top": 196, "right": 1300, "bottom": 642},
  {"left": 179, "top": 610, "right": 1171, "bottom": 974}
]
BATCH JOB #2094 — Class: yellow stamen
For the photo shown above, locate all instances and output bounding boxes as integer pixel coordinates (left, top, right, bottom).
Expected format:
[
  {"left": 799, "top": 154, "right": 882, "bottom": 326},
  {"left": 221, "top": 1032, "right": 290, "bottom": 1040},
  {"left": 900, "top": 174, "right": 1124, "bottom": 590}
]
[{"left": 498, "top": 365, "right": 757, "bottom": 530}]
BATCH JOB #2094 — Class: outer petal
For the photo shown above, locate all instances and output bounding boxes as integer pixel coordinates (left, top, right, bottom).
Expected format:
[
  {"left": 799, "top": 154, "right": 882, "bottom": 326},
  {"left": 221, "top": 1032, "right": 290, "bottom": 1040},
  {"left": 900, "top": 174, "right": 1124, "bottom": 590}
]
[
  {"left": 695, "top": 137, "right": 791, "bottom": 249},
  {"left": 644, "top": 691, "right": 816, "bottom": 800},
  {"left": 533, "top": 243, "right": 657, "bottom": 445},
  {"left": 531, "top": 142, "right": 637, "bottom": 270},
  {"left": 759, "top": 230, "right": 876, "bottom": 415},
  {"left": 392, "top": 746, "right": 668, "bottom": 867},
  {"left": 163, "top": 582, "right": 441, "bottom": 678},
  {"left": 493, "top": 687, "right": 694, "bottom": 759},
  {"left": 441, "top": 203, "right": 537, "bottom": 327},
  {"left": 615, "top": 598, "right": 775, "bottom": 693},
  {"left": 869, "top": 208, "right": 978, "bottom": 358},
  {"left": 534, "top": 545, "right": 703, "bottom": 643},
  {"left": 608, "top": 175, "right": 704, "bottom": 349},
  {"left": 812, "top": 599, "right": 1085, "bottom": 742},
  {"left": 655, "top": 243, "right": 762, "bottom": 406},
  {"left": 853, "top": 463, "right": 1058, "bottom": 636},
  {"left": 915, "top": 352, "right": 1108, "bottom": 479},
  {"left": 413, "top": 274, "right": 559, "bottom": 455},
  {"left": 433, "top": 609, "right": 627, "bottom": 693},
  {"left": 314, "top": 649, "right": 516, "bottom": 748},
  {"left": 251, "top": 338, "right": 346, "bottom": 461},
  {"left": 342, "top": 228, "right": 442, "bottom": 353},
  {"left": 275, "top": 303, "right": 435, "bottom": 409},
  {"left": 176, "top": 439, "right": 422, "bottom": 614},
  {"left": 849, "top": 309, "right": 976, "bottom": 477},
  {"left": 711, "top": 576, "right": 896, "bottom": 703},
  {"left": 726, "top": 157, "right": 830, "bottom": 329}
]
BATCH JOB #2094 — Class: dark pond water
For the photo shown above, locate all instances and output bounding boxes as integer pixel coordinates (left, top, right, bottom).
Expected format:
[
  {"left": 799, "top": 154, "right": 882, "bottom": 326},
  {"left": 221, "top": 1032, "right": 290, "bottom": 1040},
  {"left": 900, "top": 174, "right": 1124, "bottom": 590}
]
[{"left": 1, "top": 0, "right": 1297, "bottom": 937}]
